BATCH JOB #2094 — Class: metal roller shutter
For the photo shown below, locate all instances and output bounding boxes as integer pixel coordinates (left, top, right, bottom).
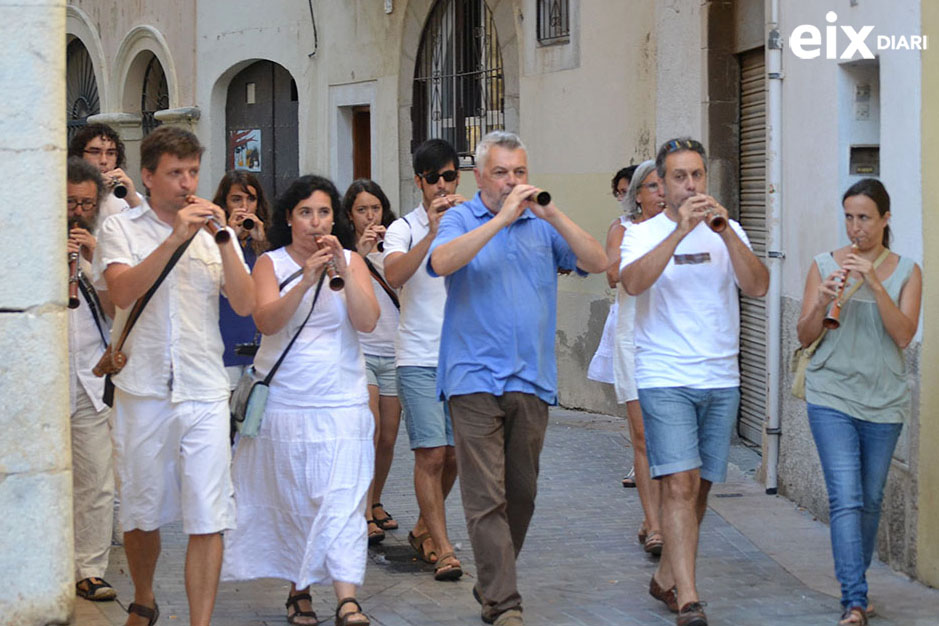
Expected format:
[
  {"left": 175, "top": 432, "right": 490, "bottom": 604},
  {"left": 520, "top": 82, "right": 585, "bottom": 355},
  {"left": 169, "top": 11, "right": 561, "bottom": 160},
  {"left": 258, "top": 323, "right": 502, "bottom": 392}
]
[{"left": 737, "top": 48, "right": 767, "bottom": 445}]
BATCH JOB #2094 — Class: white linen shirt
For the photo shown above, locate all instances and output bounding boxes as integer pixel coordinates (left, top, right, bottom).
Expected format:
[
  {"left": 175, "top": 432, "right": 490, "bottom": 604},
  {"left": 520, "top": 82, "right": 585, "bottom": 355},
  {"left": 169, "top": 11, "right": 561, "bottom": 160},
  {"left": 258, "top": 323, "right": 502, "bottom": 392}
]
[
  {"left": 93, "top": 199, "right": 247, "bottom": 403},
  {"left": 68, "top": 258, "right": 110, "bottom": 413},
  {"left": 383, "top": 205, "right": 448, "bottom": 367}
]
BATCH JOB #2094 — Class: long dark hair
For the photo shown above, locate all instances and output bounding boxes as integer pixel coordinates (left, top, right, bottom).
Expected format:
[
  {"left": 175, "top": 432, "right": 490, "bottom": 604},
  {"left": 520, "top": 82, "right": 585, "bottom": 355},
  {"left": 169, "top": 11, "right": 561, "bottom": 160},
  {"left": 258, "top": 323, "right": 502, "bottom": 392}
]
[
  {"left": 267, "top": 175, "right": 342, "bottom": 250},
  {"left": 336, "top": 179, "right": 396, "bottom": 249},
  {"left": 212, "top": 170, "right": 272, "bottom": 255},
  {"left": 842, "top": 178, "right": 891, "bottom": 248}
]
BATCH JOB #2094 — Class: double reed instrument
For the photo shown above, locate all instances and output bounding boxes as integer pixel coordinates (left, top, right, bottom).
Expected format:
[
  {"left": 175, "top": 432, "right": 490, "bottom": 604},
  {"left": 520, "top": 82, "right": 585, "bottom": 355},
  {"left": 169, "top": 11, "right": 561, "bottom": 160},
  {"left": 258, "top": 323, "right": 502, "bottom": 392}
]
[
  {"left": 705, "top": 209, "right": 727, "bottom": 233},
  {"left": 241, "top": 217, "right": 256, "bottom": 231},
  {"left": 822, "top": 241, "right": 858, "bottom": 330},
  {"left": 107, "top": 177, "right": 128, "bottom": 199},
  {"left": 186, "top": 195, "right": 231, "bottom": 244},
  {"left": 67, "top": 219, "right": 81, "bottom": 309},
  {"left": 315, "top": 236, "right": 345, "bottom": 291},
  {"left": 68, "top": 251, "right": 81, "bottom": 309}
]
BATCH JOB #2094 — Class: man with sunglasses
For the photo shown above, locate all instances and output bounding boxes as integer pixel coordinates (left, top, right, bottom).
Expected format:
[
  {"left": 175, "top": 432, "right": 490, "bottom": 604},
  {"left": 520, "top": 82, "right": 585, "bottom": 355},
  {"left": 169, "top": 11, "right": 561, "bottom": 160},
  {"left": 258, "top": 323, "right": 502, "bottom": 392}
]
[
  {"left": 68, "top": 123, "right": 144, "bottom": 221},
  {"left": 383, "top": 138, "right": 468, "bottom": 581},
  {"left": 620, "top": 138, "right": 768, "bottom": 626},
  {"left": 66, "top": 157, "right": 119, "bottom": 603}
]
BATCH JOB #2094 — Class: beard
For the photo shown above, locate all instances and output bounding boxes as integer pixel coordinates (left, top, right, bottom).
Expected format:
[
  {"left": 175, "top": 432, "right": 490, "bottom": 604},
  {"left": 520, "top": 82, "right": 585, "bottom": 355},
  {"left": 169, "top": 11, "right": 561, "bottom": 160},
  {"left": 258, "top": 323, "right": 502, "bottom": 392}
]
[{"left": 68, "top": 214, "right": 95, "bottom": 232}]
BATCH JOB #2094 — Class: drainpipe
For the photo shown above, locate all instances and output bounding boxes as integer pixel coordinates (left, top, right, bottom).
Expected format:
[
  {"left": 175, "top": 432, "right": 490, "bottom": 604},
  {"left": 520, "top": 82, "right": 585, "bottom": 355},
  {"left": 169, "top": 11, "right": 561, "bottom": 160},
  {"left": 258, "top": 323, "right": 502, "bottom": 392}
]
[{"left": 764, "top": 0, "right": 784, "bottom": 495}]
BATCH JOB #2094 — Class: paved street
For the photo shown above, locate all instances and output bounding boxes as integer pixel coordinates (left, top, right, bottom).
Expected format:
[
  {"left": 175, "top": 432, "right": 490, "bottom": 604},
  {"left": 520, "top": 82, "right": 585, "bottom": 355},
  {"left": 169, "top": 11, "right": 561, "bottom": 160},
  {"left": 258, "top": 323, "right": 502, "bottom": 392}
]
[{"left": 75, "top": 408, "right": 939, "bottom": 625}]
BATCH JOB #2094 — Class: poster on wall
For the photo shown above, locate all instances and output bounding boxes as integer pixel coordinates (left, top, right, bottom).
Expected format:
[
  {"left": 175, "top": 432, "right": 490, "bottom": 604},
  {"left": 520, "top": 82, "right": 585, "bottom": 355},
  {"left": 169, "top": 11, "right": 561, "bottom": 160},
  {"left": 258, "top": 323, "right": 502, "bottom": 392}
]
[{"left": 230, "top": 129, "right": 262, "bottom": 172}]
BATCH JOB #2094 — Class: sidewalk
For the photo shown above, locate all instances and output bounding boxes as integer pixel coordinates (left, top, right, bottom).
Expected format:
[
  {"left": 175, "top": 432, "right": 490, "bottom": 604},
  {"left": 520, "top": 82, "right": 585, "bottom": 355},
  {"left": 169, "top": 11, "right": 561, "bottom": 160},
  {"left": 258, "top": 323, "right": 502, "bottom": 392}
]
[{"left": 74, "top": 407, "right": 939, "bottom": 625}]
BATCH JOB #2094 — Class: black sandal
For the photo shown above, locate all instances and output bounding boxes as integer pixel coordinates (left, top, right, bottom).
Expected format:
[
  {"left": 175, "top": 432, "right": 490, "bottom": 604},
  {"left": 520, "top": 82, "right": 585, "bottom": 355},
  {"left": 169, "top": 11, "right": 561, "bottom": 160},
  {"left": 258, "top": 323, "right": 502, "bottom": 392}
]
[
  {"left": 371, "top": 503, "right": 398, "bottom": 530},
  {"left": 127, "top": 601, "right": 160, "bottom": 625},
  {"left": 335, "top": 597, "right": 370, "bottom": 625},
  {"left": 285, "top": 591, "right": 319, "bottom": 625}
]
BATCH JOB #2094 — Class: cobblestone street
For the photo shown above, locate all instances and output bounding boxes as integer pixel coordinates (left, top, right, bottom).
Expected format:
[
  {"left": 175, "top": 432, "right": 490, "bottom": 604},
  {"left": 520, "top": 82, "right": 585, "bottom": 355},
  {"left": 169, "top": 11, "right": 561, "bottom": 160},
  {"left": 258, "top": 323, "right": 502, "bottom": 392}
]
[{"left": 74, "top": 408, "right": 939, "bottom": 625}]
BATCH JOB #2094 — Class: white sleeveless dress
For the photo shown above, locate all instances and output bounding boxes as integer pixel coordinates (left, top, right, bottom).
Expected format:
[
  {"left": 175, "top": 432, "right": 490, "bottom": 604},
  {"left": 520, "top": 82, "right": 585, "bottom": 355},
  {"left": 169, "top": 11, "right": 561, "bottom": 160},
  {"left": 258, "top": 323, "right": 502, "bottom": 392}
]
[
  {"left": 587, "top": 216, "right": 638, "bottom": 403},
  {"left": 222, "top": 247, "right": 375, "bottom": 588}
]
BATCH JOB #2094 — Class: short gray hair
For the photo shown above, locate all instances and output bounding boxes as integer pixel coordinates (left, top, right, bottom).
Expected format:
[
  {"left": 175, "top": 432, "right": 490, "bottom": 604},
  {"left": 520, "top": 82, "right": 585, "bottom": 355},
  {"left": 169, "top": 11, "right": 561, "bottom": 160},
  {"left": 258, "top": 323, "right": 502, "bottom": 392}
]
[
  {"left": 475, "top": 131, "right": 527, "bottom": 170},
  {"left": 622, "top": 159, "right": 656, "bottom": 219}
]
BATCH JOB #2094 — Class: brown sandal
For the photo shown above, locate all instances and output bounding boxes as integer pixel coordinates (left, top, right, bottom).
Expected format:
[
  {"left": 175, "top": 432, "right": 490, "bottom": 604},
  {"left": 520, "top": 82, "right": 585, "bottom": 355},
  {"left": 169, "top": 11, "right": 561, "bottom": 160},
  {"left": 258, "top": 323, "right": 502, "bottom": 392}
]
[
  {"left": 644, "top": 531, "right": 664, "bottom": 556},
  {"left": 335, "top": 597, "right": 369, "bottom": 625},
  {"left": 408, "top": 530, "right": 437, "bottom": 563},
  {"left": 285, "top": 591, "right": 319, "bottom": 625},
  {"left": 127, "top": 601, "right": 160, "bottom": 625},
  {"left": 433, "top": 551, "right": 464, "bottom": 581}
]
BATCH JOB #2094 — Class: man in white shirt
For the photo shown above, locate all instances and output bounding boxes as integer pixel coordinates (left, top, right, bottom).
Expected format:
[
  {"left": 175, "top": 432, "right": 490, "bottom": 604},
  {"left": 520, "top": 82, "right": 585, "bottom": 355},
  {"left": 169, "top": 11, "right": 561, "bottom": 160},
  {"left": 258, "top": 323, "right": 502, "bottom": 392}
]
[
  {"left": 383, "top": 138, "right": 467, "bottom": 581},
  {"left": 67, "top": 157, "right": 118, "bottom": 603},
  {"left": 94, "top": 126, "right": 254, "bottom": 626},
  {"left": 68, "top": 123, "right": 145, "bottom": 221},
  {"left": 620, "top": 138, "right": 768, "bottom": 626}
]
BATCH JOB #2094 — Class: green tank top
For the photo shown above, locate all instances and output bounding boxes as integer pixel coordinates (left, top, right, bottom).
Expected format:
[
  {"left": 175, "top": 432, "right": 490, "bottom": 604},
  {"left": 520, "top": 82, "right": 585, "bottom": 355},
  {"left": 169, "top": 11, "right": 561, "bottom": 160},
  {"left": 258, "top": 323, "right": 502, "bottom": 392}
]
[{"left": 805, "top": 252, "right": 915, "bottom": 423}]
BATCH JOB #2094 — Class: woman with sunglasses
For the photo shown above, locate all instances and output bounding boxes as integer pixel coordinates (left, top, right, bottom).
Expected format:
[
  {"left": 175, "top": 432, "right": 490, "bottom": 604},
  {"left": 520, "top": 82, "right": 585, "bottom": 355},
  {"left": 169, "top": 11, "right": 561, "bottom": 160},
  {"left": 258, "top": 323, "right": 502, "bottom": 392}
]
[{"left": 796, "top": 179, "right": 921, "bottom": 626}]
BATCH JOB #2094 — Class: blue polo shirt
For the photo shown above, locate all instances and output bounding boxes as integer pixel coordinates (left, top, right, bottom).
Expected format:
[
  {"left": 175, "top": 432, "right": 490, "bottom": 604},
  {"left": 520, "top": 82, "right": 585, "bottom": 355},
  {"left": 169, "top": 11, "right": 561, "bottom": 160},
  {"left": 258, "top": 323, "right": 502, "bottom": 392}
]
[{"left": 427, "top": 192, "right": 584, "bottom": 404}]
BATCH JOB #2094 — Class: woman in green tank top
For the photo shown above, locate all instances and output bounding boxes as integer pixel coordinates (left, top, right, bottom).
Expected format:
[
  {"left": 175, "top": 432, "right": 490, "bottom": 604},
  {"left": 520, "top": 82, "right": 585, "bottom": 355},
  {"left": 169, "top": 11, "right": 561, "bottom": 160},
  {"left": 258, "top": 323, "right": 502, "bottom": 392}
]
[{"left": 796, "top": 179, "right": 922, "bottom": 626}]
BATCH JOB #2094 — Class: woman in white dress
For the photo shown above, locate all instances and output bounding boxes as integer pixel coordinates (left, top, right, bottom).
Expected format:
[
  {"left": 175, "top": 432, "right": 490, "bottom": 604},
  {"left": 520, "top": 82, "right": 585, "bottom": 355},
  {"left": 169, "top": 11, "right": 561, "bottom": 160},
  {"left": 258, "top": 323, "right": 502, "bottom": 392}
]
[
  {"left": 222, "top": 175, "right": 379, "bottom": 626},
  {"left": 595, "top": 160, "right": 667, "bottom": 555},
  {"left": 336, "top": 179, "right": 402, "bottom": 545}
]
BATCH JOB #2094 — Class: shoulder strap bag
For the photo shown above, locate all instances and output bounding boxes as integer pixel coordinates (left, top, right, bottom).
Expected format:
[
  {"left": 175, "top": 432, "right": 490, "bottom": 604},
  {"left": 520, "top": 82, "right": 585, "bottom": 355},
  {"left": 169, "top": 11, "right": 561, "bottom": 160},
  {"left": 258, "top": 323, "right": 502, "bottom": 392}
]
[{"left": 230, "top": 271, "right": 326, "bottom": 437}]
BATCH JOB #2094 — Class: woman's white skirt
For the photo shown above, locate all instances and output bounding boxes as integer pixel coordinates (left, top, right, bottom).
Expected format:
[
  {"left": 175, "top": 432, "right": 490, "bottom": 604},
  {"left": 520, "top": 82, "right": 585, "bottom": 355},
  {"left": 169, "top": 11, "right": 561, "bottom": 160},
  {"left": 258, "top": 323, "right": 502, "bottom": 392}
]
[{"left": 222, "top": 402, "right": 375, "bottom": 588}]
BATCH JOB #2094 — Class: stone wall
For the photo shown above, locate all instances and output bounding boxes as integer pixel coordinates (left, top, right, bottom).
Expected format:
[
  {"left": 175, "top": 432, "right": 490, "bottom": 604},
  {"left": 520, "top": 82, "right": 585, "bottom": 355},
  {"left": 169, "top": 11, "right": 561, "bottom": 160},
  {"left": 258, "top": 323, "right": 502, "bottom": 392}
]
[{"left": 0, "top": 2, "right": 72, "bottom": 624}]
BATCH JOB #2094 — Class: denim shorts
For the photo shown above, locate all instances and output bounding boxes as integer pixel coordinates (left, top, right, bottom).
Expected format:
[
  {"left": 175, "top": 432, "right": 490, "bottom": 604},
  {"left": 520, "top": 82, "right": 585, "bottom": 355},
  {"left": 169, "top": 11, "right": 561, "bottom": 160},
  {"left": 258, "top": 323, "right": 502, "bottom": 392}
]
[
  {"left": 638, "top": 386, "right": 740, "bottom": 483},
  {"left": 397, "top": 366, "right": 453, "bottom": 449},
  {"left": 364, "top": 354, "right": 397, "bottom": 397}
]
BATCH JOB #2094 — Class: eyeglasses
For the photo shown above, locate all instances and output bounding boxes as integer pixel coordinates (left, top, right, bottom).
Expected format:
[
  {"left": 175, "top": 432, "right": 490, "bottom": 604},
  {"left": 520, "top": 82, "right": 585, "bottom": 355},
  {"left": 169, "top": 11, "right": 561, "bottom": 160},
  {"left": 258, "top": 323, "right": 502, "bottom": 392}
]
[
  {"left": 67, "top": 198, "right": 97, "bottom": 211},
  {"left": 83, "top": 148, "right": 119, "bottom": 159},
  {"left": 419, "top": 169, "right": 458, "bottom": 184},
  {"left": 638, "top": 182, "right": 660, "bottom": 192},
  {"left": 613, "top": 189, "right": 627, "bottom": 199}
]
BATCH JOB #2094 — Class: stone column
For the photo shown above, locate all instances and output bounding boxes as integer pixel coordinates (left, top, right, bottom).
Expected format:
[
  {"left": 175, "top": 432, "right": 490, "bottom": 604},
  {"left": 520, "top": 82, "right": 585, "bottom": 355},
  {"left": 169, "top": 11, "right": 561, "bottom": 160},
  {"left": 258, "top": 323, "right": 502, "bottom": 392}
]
[{"left": 0, "top": 0, "right": 72, "bottom": 624}]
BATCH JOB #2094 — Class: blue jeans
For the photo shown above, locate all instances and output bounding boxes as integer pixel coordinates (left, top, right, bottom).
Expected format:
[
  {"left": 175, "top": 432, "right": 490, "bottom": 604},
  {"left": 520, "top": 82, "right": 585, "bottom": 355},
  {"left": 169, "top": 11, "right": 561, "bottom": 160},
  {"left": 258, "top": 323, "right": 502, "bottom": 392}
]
[
  {"left": 807, "top": 403, "right": 902, "bottom": 610},
  {"left": 638, "top": 386, "right": 740, "bottom": 482}
]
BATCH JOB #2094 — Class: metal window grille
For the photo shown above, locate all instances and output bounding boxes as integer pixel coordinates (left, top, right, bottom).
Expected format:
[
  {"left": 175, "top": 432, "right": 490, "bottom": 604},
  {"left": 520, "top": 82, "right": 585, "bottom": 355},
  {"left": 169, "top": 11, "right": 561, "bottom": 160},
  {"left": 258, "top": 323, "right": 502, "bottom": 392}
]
[
  {"left": 141, "top": 54, "right": 169, "bottom": 136},
  {"left": 412, "top": 0, "right": 504, "bottom": 160},
  {"left": 537, "top": 0, "right": 569, "bottom": 45},
  {"left": 66, "top": 39, "right": 100, "bottom": 143}
]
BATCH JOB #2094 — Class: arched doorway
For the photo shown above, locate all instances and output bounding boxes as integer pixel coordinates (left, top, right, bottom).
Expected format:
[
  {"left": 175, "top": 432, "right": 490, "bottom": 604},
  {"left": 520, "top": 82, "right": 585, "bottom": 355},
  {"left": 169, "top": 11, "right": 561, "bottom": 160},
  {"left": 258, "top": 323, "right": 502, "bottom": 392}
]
[
  {"left": 66, "top": 38, "right": 100, "bottom": 142},
  {"left": 225, "top": 61, "right": 299, "bottom": 198},
  {"left": 412, "top": 0, "right": 505, "bottom": 160}
]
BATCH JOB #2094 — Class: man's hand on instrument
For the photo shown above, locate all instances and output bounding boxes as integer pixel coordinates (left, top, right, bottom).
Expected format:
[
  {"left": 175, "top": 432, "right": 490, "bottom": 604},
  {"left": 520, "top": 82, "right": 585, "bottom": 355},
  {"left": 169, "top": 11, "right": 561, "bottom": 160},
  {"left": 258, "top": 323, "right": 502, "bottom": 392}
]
[
  {"left": 497, "top": 184, "right": 538, "bottom": 227},
  {"left": 427, "top": 194, "right": 466, "bottom": 235},
  {"left": 675, "top": 193, "right": 709, "bottom": 236},
  {"left": 68, "top": 227, "right": 97, "bottom": 261}
]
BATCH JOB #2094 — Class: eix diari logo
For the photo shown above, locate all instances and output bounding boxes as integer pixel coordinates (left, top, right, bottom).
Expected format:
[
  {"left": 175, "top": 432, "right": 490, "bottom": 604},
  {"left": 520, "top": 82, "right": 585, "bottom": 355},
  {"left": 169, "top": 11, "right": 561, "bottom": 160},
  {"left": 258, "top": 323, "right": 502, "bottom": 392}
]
[{"left": 789, "top": 11, "right": 927, "bottom": 60}]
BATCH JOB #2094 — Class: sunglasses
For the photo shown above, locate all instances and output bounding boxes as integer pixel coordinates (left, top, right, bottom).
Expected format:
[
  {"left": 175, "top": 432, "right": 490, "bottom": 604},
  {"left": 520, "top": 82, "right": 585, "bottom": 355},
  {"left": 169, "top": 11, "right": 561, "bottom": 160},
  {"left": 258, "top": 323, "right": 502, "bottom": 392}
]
[
  {"left": 663, "top": 138, "right": 705, "bottom": 153},
  {"left": 419, "top": 169, "right": 458, "bottom": 184}
]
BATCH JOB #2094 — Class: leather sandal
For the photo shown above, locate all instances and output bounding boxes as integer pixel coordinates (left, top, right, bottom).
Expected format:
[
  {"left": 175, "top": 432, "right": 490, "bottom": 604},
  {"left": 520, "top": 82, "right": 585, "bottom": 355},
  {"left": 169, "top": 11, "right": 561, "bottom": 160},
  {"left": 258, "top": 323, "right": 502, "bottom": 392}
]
[
  {"left": 838, "top": 606, "right": 868, "bottom": 626},
  {"left": 408, "top": 530, "right": 437, "bottom": 563},
  {"left": 366, "top": 519, "right": 385, "bottom": 545},
  {"left": 638, "top": 522, "right": 649, "bottom": 545},
  {"left": 644, "top": 531, "right": 664, "bottom": 556},
  {"left": 285, "top": 591, "right": 319, "bottom": 625},
  {"left": 127, "top": 601, "right": 160, "bottom": 626},
  {"left": 76, "top": 576, "right": 117, "bottom": 601},
  {"left": 649, "top": 574, "right": 678, "bottom": 613},
  {"left": 335, "top": 597, "right": 369, "bottom": 625},
  {"left": 371, "top": 503, "right": 398, "bottom": 530},
  {"left": 433, "top": 551, "right": 464, "bottom": 581}
]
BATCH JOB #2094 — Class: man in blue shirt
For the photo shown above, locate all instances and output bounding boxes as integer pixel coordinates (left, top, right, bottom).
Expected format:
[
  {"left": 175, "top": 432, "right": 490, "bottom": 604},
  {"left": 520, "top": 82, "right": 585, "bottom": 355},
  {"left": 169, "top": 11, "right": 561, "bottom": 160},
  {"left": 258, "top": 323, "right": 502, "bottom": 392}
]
[{"left": 429, "top": 131, "right": 607, "bottom": 626}]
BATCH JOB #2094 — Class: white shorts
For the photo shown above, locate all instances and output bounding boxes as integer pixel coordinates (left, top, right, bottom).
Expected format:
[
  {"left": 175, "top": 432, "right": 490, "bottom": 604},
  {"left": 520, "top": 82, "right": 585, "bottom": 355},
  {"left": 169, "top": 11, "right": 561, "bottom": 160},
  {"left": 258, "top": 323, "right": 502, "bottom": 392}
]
[{"left": 111, "top": 389, "right": 236, "bottom": 534}]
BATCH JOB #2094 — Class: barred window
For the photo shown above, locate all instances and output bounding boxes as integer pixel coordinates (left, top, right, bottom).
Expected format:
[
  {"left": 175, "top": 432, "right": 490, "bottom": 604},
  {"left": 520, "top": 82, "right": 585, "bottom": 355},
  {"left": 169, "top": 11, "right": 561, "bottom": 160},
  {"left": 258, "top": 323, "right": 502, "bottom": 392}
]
[
  {"left": 412, "top": 0, "right": 504, "bottom": 161},
  {"left": 141, "top": 54, "right": 168, "bottom": 136},
  {"left": 537, "top": 0, "right": 570, "bottom": 45},
  {"left": 66, "top": 39, "right": 100, "bottom": 142}
]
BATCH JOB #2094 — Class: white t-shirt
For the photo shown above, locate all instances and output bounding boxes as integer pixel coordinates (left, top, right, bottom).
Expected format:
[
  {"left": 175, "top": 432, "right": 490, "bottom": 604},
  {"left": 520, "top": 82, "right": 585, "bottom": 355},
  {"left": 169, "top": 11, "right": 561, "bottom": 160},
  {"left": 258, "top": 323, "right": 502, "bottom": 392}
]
[
  {"left": 620, "top": 211, "right": 751, "bottom": 389},
  {"left": 383, "top": 205, "right": 447, "bottom": 367}
]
